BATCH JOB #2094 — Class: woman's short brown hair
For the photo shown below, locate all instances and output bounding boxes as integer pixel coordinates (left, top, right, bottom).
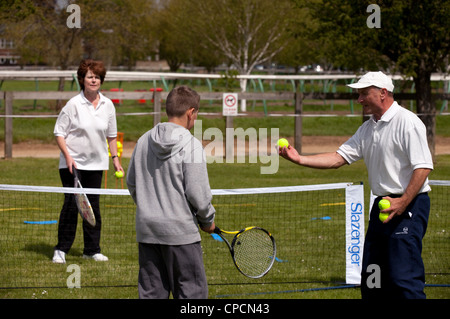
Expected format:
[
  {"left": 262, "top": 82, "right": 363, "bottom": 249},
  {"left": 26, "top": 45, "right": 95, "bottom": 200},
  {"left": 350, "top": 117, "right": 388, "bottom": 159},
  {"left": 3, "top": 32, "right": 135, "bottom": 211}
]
[
  {"left": 77, "top": 59, "right": 107, "bottom": 91},
  {"left": 165, "top": 86, "right": 200, "bottom": 118}
]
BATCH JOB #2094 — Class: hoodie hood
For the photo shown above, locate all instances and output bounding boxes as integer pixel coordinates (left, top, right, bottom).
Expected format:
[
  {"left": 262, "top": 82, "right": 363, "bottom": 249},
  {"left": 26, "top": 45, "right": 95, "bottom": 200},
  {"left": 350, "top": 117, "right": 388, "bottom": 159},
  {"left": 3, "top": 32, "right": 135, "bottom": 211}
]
[{"left": 149, "top": 122, "right": 192, "bottom": 160}]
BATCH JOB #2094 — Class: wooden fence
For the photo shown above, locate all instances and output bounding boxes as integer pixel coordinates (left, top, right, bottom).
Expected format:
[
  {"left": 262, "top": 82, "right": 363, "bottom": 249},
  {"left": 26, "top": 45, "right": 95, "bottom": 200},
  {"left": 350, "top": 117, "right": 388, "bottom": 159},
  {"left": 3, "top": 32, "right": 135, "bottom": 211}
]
[{"left": 1, "top": 90, "right": 449, "bottom": 159}]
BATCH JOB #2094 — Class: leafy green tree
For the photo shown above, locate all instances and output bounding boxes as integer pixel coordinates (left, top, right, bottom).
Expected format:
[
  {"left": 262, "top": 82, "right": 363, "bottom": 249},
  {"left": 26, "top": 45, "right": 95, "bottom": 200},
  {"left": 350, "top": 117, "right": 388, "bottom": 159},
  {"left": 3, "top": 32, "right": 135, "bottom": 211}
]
[
  {"left": 1, "top": 0, "right": 87, "bottom": 109},
  {"left": 1, "top": 0, "right": 157, "bottom": 70},
  {"left": 156, "top": 0, "right": 196, "bottom": 72},
  {"left": 1, "top": 0, "right": 84, "bottom": 69},
  {"left": 108, "top": 0, "right": 156, "bottom": 70},
  {"left": 299, "top": 0, "right": 450, "bottom": 157},
  {"left": 156, "top": 0, "right": 225, "bottom": 73},
  {"left": 276, "top": 4, "right": 326, "bottom": 73}
]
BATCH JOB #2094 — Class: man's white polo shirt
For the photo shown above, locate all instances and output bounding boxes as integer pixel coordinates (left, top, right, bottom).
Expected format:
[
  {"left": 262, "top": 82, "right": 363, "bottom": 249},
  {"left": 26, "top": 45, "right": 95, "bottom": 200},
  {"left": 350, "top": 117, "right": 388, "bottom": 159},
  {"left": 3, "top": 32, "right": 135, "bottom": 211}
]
[
  {"left": 337, "top": 102, "right": 433, "bottom": 196},
  {"left": 54, "top": 91, "right": 117, "bottom": 171}
]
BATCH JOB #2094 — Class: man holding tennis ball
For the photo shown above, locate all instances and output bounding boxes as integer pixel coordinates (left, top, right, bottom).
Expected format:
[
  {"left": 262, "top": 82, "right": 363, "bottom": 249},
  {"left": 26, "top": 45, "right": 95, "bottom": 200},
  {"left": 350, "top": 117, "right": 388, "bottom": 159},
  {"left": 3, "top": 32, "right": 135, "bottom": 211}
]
[
  {"left": 127, "top": 86, "right": 215, "bottom": 299},
  {"left": 279, "top": 72, "right": 433, "bottom": 299}
]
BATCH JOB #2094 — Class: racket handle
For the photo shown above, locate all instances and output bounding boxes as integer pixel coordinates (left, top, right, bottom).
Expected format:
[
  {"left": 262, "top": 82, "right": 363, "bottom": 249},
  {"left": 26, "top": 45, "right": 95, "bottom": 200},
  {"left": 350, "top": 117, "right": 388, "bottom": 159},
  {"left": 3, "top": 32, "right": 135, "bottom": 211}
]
[
  {"left": 213, "top": 227, "right": 222, "bottom": 234},
  {"left": 72, "top": 165, "right": 81, "bottom": 183}
]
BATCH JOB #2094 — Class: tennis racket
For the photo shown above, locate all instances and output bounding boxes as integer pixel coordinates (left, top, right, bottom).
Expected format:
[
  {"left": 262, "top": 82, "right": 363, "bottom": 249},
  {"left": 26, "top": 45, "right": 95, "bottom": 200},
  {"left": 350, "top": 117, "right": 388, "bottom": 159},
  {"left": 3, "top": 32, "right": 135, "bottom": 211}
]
[
  {"left": 213, "top": 226, "right": 276, "bottom": 279},
  {"left": 73, "top": 166, "right": 96, "bottom": 227}
]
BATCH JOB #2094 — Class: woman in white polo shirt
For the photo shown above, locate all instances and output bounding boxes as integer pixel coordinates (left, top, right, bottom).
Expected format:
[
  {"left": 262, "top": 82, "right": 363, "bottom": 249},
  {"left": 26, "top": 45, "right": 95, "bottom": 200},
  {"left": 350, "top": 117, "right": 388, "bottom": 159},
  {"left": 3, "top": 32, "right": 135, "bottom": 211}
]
[{"left": 52, "top": 59, "right": 123, "bottom": 263}]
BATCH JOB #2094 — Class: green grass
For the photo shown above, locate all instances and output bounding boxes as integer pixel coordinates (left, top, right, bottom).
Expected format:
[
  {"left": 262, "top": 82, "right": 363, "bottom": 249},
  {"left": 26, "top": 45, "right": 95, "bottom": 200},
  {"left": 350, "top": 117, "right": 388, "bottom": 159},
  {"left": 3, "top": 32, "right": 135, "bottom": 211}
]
[
  {"left": 2, "top": 109, "right": 449, "bottom": 144},
  {"left": 1, "top": 78, "right": 449, "bottom": 143},
  {"left": 0, "top": 79, "right": 449, "bottom": 299},
  {"left": 0, "top": 156, "right": 449, "bottom": 299}
]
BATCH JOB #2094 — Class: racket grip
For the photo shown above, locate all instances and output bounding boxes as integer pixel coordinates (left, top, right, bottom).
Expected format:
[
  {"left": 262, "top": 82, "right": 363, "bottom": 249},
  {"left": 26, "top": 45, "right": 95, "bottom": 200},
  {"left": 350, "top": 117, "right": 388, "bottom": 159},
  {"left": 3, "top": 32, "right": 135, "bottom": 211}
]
[{"left": 213, "top": 227, "right": 222, "bottom": 234}]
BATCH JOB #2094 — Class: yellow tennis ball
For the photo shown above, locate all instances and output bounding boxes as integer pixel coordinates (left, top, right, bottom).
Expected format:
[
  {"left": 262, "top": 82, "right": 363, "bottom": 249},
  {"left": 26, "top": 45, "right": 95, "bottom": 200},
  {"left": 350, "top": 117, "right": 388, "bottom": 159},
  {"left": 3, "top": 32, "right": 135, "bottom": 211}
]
[
  {"left": 115, "top": 171, "right": 124, "bottom": 179},
  {"left": 379, "top": 212, "right": 389, "bottom": 222},
  {"left": 378, "top": 199, "right": 390, "bottom": 210},
  {"left": 378, "top": 199, "right": 390, "bottom": 222},
  {"left": 277, "top": 138, "right": 289, "bottom": 148}
]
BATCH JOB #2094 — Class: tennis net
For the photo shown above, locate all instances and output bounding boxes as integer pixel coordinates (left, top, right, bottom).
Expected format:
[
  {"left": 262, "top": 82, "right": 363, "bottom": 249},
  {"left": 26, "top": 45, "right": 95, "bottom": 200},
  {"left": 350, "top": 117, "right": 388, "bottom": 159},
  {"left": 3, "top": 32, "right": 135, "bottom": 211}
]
[{"left": 0, "top": 181, "right": 448, "bottom": 296}]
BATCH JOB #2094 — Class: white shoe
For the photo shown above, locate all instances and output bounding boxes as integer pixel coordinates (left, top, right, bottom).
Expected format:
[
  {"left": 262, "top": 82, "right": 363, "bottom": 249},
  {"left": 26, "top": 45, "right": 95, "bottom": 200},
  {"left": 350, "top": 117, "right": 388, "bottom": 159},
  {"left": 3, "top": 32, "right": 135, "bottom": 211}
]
[
  {"left": 52, "top": 250, "right": 66, "bottom": 264},
  {"left": 83, "top": 253, "right": 109, "bottom": 261}
]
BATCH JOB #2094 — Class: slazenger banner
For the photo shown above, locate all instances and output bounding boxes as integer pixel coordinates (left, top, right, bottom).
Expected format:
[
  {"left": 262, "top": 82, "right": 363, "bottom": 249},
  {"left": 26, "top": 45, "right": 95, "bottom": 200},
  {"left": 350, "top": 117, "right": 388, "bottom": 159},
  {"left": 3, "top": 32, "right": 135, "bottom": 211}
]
[{"left": 345, "top": 183, "right": 365, "bottom": 284}]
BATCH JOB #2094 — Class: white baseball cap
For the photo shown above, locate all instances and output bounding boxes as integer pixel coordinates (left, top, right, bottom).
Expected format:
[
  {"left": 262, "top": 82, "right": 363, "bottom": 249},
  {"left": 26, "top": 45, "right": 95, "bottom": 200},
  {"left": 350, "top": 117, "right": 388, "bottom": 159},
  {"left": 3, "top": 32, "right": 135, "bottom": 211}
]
[{"left": 347, "top": 71, "right": 394, "bottom": 92}]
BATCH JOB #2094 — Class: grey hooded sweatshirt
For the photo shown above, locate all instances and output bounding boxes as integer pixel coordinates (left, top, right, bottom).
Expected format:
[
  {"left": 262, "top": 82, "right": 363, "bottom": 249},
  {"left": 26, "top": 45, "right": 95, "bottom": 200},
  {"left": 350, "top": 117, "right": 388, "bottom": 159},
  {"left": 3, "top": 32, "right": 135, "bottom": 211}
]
[{"left": 127, "top": 122, "right": 215, "bottom": 245}]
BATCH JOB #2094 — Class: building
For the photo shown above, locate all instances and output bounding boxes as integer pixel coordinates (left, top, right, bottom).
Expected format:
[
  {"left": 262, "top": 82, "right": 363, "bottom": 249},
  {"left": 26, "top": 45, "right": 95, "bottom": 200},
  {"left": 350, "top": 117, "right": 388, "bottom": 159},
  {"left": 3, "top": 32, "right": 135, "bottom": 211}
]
[{"left": 0, "top": 25, "right": 20, "bottom": 66}]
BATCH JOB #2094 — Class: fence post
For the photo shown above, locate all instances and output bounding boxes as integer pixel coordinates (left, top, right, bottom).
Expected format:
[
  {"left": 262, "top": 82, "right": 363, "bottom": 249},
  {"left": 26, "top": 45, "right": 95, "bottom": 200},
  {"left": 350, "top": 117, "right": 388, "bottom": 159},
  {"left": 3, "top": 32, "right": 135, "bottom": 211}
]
[
  {"left": 225, "top": 116, "right": 234, "bottom": 160},
  {"left": 153, "top": 90, "right": 161, "bottom": 127},
  {"left": 294, "top": 91, "right": 303, "bottom": 154},
  {"left": 4, "top": 91, "right": 13, "bottom": 159}
]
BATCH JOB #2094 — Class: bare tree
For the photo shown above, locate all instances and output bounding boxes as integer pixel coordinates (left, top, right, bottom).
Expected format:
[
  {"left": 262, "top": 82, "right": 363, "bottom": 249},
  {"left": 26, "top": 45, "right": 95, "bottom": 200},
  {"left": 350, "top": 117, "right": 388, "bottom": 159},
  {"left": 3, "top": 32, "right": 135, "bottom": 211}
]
[{"left": 186, "top": 0, "right": 293, "bottom": 111}]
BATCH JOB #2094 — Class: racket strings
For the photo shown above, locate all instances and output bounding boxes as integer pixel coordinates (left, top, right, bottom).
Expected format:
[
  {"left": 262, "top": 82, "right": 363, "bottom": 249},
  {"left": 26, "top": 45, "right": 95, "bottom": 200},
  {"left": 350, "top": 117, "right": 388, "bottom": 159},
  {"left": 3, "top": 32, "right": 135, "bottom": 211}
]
[{"left": 233, "top": 228, "right": 275, "bottom": 278}]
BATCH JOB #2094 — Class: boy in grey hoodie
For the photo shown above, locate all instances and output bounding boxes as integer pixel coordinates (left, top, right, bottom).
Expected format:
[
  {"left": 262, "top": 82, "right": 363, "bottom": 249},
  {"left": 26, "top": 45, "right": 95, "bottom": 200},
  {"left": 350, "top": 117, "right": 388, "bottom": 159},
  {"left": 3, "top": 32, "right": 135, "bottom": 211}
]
[{"left": 127, "top": 86, "right": 216, "bottom": 299}]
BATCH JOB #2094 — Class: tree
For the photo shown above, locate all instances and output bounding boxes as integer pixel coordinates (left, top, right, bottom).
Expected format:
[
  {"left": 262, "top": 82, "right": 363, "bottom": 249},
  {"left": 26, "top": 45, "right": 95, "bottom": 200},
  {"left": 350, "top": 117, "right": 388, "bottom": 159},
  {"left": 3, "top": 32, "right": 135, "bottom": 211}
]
[
  {"left": 108, "top": 0, "right": 156, "bottom": 70},
  {"left": 377, "top": 1, "right": 449, "bottom": 158},
  {"left": 1, "top": 0, "right": 87, "bottom": 109},
  {"left": 2, "top": 0, "right": 84, "bottom": 69},
  {"left": 185, "top": 0, "right": 294, "bottom": 111},
  {"left": 1, "top": 0, "right": 154, "bottom": 108},
  {"left": 1, "top": 0, "right": 157, "bottom": 71},
  {"left": 301, "top": 0, "right": 450, "bottom": 158},
  {"left": 156, "top": 0, "right": 198, "bottom": 72}
]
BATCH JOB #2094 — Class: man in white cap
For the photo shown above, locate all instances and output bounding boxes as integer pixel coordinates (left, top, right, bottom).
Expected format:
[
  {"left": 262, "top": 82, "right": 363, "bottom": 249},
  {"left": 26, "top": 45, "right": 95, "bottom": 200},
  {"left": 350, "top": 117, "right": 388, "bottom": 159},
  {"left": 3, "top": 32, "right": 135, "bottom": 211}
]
[{"left": 279, "top": 71, "right": 433, "bottom": 299}]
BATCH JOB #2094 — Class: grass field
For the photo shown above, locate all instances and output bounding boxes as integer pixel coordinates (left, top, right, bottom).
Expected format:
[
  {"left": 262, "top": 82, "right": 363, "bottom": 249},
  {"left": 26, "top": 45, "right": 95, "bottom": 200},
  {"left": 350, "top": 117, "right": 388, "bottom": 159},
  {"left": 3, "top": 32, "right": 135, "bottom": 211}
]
[
  {"left": 0, "top": 156, "right": 449, "bottom": 299},
  {"left": 0, "top": 78, "right": 449, "bottom": 299}
]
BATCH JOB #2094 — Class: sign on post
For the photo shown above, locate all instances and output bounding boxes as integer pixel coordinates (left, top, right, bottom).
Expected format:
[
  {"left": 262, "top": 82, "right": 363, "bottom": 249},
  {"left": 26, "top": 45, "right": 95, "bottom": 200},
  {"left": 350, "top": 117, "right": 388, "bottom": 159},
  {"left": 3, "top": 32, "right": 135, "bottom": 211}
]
[{"left": 223, "top": 93, "right": 238, "bottom": 116}]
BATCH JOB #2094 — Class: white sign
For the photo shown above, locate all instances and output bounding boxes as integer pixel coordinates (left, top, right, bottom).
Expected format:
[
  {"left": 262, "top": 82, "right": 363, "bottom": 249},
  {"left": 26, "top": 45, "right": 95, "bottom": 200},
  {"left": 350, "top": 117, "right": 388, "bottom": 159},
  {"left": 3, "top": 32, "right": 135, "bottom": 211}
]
[
  {"left": 223, "top": 93, "right": 238, "bottom": 116},
  {"left": 345, "top": 183, "right": 365, "bottom": 284}
]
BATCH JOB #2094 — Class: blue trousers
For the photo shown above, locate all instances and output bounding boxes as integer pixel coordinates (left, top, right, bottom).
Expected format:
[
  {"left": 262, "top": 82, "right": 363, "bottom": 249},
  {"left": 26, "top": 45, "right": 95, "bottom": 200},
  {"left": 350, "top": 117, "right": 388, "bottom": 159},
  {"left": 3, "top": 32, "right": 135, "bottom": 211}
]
[{"left": 361, "top": 193, "right": 430, "bottom": 299}]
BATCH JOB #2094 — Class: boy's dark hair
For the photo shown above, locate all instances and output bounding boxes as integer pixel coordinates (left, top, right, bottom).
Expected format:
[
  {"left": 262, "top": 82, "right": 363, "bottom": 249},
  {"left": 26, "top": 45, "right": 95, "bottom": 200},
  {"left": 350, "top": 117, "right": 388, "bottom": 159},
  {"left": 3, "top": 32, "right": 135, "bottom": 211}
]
[
  {"left": 166, "top": 86, "right": 200, "bottom": 117},
  {"left": 77, "top": 59, "right": 107, "bottom": 91}
]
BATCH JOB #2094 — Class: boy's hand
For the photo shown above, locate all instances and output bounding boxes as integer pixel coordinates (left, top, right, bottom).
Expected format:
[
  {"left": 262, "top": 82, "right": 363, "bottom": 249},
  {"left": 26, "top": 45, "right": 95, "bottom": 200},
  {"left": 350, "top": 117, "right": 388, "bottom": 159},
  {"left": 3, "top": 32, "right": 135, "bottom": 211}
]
[{"left": 200, "top": 222, "right": 215, "bottom": 234}]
